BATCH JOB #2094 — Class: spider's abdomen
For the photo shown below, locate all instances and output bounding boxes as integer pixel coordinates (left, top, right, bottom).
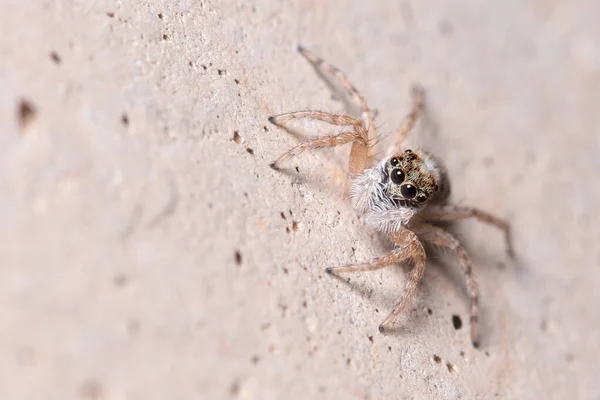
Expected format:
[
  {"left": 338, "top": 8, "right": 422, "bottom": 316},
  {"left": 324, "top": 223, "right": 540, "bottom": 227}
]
[{"left": 422, "top": 152, "right": 451, "bottom": 206}]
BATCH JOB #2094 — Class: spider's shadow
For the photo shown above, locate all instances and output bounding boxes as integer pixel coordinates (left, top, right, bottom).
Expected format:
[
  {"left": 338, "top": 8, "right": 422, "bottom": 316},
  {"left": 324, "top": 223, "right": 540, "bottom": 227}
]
[{"left": 272, "top": 162, "right": 348, "bottom": 205}]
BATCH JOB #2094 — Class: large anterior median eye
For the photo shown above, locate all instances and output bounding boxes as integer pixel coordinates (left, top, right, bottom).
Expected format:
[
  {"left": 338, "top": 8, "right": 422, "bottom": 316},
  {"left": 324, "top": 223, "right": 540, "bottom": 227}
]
[
  {"left": 401, "top": 183, "right": 417, "bottom": 198},
  {"left": 390, "top": 168, "right": 405, "bottom": 184}
]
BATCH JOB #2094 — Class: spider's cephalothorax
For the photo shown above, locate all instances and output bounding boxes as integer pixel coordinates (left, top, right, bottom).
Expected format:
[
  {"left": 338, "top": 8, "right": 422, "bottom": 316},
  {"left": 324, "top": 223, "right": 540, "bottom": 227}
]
[
  {"left": 350, "top": 148, "right": 449, "bottom": 234},
  {"left": 381, "top": 149, "right": 439, "bottom": 209},
  {"left": 268, "top": 46, "right": 513, "bottom": 348}
]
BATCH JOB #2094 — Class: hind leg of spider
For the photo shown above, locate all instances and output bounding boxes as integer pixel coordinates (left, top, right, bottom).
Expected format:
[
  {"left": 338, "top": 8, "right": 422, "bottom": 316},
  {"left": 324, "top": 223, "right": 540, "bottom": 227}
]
[
  {"left": 425, "top": 205, "right": 514, "bottom": 257},
  {"left": 270, "top": 131, "right": 364, "bottom": 169},
  {"left": 389, "top": 85, "right": 425, "bottom": 154},
  {"left": 297, "top": 45, "right": 378, "bottom": 160},
  {"left": 417, "top": 223, "right": 481, "bottom": 347}
]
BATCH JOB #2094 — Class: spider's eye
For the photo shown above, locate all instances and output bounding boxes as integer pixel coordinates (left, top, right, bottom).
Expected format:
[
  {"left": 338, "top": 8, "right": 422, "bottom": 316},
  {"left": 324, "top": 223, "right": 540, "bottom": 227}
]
[
  {"left": 405, "top": 149, "right": 413, "bottom": 153},
  {"left": 416, "top": 193, "right": 427, "bottom": 203},
  {"left": 401, "top": 183, "right": 417, "bottom": 198},
  {"left": 390, "top": 157, "right": 400, "bottom": 167},
  {"left": 390, "top": 168, "right": 405, "bottom": 184}
]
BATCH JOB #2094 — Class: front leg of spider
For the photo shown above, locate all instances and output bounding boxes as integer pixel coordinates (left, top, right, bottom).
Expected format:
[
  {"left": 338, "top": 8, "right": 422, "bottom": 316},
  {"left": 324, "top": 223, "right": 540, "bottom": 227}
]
[
  {"left": 327, "top": 228, "right": 427, "bottom": 334},
  {"left": 267, "top": 45, "right": 375, "bottom": 176}
]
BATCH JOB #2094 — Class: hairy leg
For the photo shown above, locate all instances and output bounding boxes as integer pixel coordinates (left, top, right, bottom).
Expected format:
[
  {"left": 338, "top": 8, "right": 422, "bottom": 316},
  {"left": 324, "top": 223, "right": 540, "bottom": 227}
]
[
  {"left": 269, "top": 110, "right": 361, "bottom": 128},
  {"left": 388, "top": 85, "right": 425, "bottom": 154},
  {"left": 325, "top": 244, "right": 412, "bottom": 275},
  {"left": 378, "top": 229, "right": 426, "bottom": 332},
  {"left": 326, "top": 228, "right": 426, "bottom": 333},
  {"left": 416, "top": 223, "right": 481, "bottom": 347},
  {"left": 425, "top": 205, "right": 514, "bottom": 257},
  {"left": 298, "top": 45, "right": 378, "bottom": 161},
  {"left": 270, "top": 131, "right": 361, "bottom": 169},
  {"left": 268, "top": 110, "right": 370, "bottom": 175},
  {"left": 298, "top": 46, "right": 370, "bottom": 120}
]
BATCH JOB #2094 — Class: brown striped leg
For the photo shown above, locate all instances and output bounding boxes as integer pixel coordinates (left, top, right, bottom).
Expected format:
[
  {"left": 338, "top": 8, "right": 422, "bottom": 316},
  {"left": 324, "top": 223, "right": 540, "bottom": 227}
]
[
  {"left": 269, "top": 131, "right": 362, "bottom": 169},
  {"left": 426, "top": 205, "right": 514, "bottom": 257},
  {"left": 389, "top": 85, "right": 425, "bottom": 154},
  {"left": 417, "top": 224, "right": 481, "bottom": 347},
  {"left": 297, "top": 45, "right": 378, "bottom": 167}
]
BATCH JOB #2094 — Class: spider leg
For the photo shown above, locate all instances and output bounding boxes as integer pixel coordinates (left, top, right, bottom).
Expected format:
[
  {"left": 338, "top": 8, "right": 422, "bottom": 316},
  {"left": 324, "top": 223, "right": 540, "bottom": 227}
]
[
  {"left": 425, "top": 205, "right": 514, "bottom": 257},
  {"left": 378, "top": 230, "right": 426, "bottom": 333},
  {"left": 297, "top": 45, "right": 377, "bottom": 160},
  {"left": 269, "top": 131, "right": 361, "bottom": 169},
  {"left": 416, "top": 223, "right": 481, "bottom": 347},
  {"left": 326, "top": 228, "right": 427, "bottom": 334},
  {"left": 298, "top": 46, "right": 370, "bottom": 116},
  {"left": 269, "top": 110, "right": 361, "bottom": 128},
  {"left": 389, "top": 85, "right": 425, "bottom": 154},
  {"left": 325, "top": 245, "right": 410, "bottom": 274},
  {"left": 269, "top": 110, "right": 370, "bottom": 176}
]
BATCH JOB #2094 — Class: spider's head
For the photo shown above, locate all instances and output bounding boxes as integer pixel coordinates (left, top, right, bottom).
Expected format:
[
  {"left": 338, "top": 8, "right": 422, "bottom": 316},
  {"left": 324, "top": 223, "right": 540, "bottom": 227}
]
[{"left": 382, "top": 149, "right": 440, "bottom": 209}]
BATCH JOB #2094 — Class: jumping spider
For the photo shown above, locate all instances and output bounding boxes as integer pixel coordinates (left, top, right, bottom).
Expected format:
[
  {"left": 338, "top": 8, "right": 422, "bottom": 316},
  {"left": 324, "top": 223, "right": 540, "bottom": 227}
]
[{"left": 268, "top": 46, "right": 513, "bottom": 347}]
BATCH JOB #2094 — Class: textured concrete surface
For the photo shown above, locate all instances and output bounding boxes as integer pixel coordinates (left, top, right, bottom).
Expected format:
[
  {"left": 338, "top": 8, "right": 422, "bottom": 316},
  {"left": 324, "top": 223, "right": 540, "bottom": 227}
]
[{"left": 1, "top": 1, "right": 599, "bottom": 399}]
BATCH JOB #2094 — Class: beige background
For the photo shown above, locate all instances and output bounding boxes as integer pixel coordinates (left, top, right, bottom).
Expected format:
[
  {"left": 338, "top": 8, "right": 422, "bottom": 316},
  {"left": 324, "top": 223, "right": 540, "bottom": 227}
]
[{"left": 1, "top": 0, "right": 599, "bottom": 399}]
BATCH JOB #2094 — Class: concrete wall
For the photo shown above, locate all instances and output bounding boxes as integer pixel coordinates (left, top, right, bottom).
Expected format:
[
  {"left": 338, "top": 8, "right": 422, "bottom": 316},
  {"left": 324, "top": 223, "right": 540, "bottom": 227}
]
[{"left": 1, "top": 0, "right": 599, "bottom": 399}]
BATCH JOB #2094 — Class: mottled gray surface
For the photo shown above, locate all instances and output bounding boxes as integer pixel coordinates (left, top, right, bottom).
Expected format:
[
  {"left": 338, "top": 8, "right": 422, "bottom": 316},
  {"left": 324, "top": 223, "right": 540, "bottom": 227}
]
[{"left": 1, "top": 0, "right": 599, "bottom": 399}]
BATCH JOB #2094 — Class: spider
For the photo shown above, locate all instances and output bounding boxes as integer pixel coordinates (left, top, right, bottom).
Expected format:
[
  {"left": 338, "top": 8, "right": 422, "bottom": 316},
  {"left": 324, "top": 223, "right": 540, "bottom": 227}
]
[{"left": 268, "top": 45, "right": 513, "bottom": 347}]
